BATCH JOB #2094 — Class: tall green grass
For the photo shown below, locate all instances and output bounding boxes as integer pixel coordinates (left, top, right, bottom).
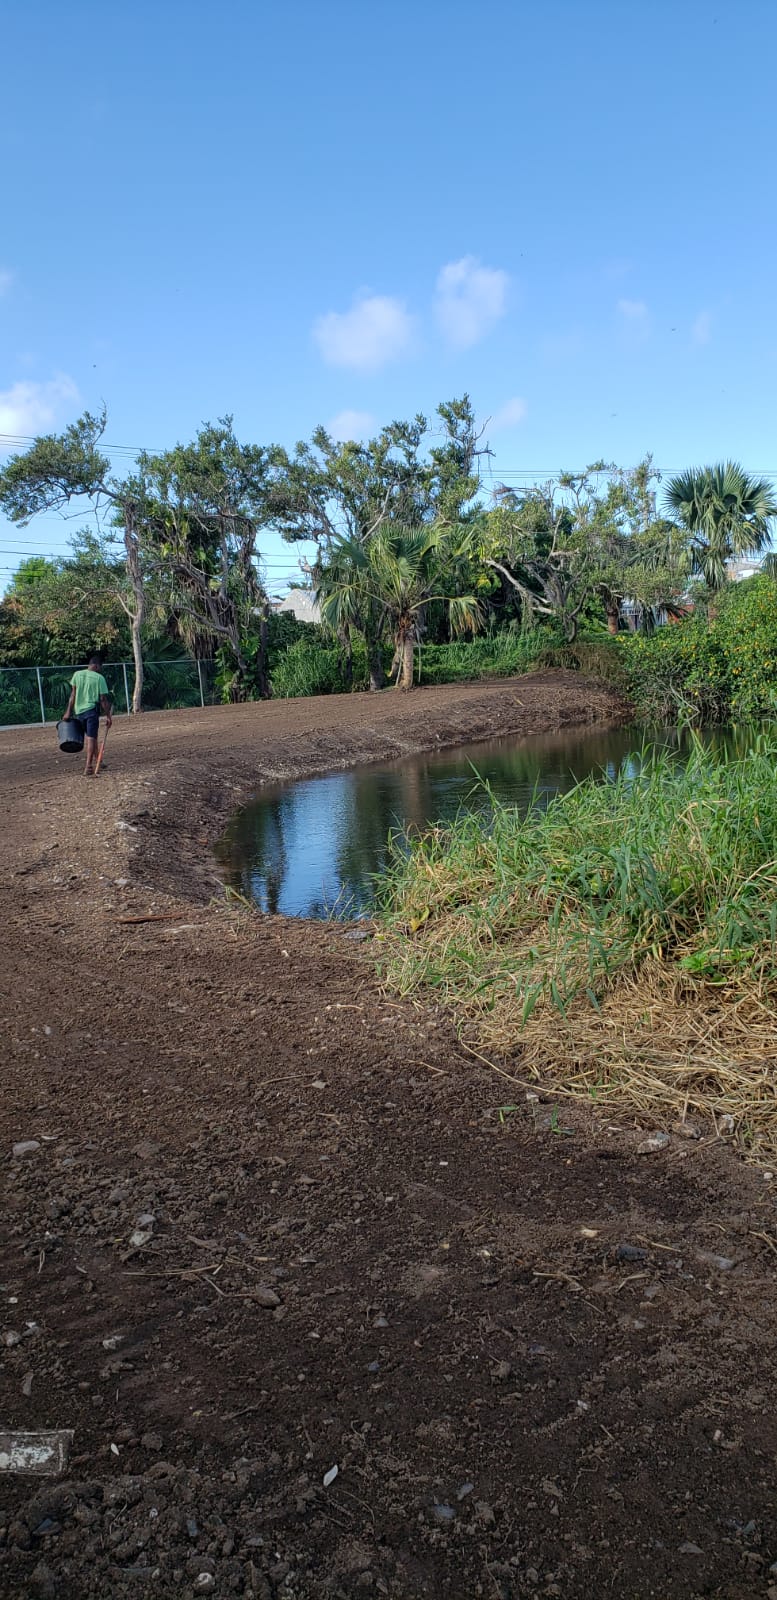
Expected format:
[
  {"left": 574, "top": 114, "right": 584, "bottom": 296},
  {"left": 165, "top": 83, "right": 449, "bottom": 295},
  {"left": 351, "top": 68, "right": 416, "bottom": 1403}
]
[{"left": 377, "top": 732, "right": 777, "bottom": 1020}]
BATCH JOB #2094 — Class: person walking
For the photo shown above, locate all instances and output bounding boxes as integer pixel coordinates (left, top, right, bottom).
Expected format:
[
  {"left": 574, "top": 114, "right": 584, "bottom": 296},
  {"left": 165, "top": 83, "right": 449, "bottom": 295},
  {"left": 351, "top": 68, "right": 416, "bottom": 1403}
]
[{"left": 63, "top": 652, "right": 113, "bottom": 775}]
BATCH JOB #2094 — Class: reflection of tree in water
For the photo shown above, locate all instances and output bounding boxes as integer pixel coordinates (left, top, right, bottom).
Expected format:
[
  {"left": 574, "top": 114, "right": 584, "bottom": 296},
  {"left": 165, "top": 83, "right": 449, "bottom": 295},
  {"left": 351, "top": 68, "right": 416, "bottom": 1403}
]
[{"left": 220, "top": 793, "right": 289, "bottom": 913}]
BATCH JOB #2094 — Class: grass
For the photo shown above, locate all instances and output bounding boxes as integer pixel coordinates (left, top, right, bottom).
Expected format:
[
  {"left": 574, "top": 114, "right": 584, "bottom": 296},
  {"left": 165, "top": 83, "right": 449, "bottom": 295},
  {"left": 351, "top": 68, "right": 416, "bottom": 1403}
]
[{"left": 376, "top": 732, "right": 777, "bottom": 1153}]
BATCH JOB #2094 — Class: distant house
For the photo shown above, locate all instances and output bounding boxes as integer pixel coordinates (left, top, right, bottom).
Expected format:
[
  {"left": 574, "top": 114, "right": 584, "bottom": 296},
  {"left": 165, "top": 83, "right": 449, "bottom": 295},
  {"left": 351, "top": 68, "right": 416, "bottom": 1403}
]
[
  {"left": 275, "top": 588, "right": 321, "bottom": 625},
  {"left": 728, "top": 558, "right": 764, "bottom": 583}
]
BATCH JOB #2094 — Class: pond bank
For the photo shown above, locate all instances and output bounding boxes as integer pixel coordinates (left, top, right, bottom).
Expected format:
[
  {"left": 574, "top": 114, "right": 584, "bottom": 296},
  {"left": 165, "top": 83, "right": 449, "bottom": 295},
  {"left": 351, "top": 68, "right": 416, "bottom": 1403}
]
[{"left": 2, "top": 674, "right": 777, "bottom": 1600}]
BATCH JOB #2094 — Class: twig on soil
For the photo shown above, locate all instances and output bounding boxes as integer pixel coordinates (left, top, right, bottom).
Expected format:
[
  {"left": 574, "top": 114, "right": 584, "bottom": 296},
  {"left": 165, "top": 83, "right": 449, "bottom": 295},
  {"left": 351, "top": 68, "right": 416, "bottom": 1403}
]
[
  {"left": 749, "top": 1229, "right": 777, "bottom": 1256},
  {"left": 117, "top": 913, "right": 192, "bottom": 925}
]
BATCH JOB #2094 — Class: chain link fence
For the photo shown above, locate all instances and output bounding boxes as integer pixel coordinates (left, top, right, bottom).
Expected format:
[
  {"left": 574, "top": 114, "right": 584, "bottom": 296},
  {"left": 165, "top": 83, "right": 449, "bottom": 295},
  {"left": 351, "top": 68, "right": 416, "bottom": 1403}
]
[{"left": 0, "top": 660, "right": 220, "bottom": 727}]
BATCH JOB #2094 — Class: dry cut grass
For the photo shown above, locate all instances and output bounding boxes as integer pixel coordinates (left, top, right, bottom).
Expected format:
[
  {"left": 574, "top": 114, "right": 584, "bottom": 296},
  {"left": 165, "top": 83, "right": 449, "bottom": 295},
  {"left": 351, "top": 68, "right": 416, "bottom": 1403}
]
[{"left": 376, "top": 732, "right": 777, "bottom": 1153}]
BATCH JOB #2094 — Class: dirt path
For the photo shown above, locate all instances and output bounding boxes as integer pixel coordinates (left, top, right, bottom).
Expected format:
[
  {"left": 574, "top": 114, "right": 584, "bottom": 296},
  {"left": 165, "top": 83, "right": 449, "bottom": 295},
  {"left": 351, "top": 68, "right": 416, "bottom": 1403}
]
[{"left": 1, "top": 674, "right": 776, "bottom": 1600}]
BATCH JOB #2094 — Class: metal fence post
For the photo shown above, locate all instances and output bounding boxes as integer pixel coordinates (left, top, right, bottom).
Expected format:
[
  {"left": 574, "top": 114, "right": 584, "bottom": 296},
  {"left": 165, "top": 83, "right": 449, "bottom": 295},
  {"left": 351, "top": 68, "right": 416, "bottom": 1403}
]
[
  {"left": 197, "top": 659, "right": 205, "bottom": 708},
  {"left": 122, "top": 663, "right": 131, "bottom": 715},
  {"left": 35, "top": 666, "right": 46, "bottom": 725}
]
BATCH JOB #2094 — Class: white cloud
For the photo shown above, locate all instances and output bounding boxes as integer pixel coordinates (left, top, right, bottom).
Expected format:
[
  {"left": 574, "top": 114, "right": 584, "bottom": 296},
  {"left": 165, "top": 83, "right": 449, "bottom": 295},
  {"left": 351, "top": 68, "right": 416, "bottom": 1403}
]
[
  {"left": 327, "top": 409, "right": 375, "bottom": 443},
  {"left": 434, "top": 256, "right": 509, "bottom": 349},
  {"left": 313, "top": 294, "right": 415, "bottom": 371},
  {"left": 692, "top": 309, "right": 712, "bottom": 345},
  {"left": 0, "top": 269, "right": 13, "bottom": 298},
  {"left": 490, "top": 397, "right": 528, "bottom": 431},
  {"left": 617, "top": 298, "right": 649, "bottom": 324},
  {"left": 0, "top": 375, "right": 80, "bottom": 438}
]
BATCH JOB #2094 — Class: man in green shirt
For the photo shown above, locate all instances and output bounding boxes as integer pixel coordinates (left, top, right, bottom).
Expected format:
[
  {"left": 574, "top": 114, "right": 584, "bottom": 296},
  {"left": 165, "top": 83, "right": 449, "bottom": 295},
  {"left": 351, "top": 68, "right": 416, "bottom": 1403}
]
[{"left": 64, "top": 652, "right": 113, "bottom": 775}]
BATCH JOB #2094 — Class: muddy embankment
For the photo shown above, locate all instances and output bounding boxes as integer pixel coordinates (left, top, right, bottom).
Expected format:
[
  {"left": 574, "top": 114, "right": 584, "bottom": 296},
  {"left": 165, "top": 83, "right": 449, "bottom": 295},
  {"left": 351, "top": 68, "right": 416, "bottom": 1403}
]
[{"left": 2, "top": 673, "right": 776, "bottom": 1600}]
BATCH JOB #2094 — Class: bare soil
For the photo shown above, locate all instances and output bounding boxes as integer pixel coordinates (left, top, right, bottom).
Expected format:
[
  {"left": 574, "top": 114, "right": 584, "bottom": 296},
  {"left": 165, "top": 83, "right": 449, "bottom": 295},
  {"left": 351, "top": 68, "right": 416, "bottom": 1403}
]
[{"left": 1, "top": 673, "right": 776, "bottom": 1600}]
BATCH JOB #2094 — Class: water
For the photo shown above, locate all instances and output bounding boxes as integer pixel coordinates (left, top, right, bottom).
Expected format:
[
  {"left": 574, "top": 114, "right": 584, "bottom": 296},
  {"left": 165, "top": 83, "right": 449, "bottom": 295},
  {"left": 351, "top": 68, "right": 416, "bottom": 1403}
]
[{"left": 216, "top": 720, "right": 732, "bottom": 921}]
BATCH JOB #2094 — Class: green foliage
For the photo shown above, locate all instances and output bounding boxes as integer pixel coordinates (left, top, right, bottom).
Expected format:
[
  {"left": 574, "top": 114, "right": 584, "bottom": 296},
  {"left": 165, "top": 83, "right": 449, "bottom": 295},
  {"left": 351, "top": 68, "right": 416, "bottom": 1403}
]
[
  {"left": 0, "top": 537, "right": 132, "bottom": 667},
  {"left": 665, "top": 463, "right": 777, "bottom": 591},
  {"left": 377, "top": 733, "right": 777, "bottom": 1021},
  {"left": 270, "top": 636, "right": 376, "bottom": 697},
  {"left": 416, "top": 629, "right": 555, "bottom": 685},
  {"left": 620, "top": 576, "right": 777, "bottom": 723}
]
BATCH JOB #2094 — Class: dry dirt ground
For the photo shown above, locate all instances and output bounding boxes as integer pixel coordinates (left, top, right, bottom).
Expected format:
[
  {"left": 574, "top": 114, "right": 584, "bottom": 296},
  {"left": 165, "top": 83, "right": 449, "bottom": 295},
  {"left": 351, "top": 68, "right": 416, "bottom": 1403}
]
[{"left": 1, "top": 672, "right": 777, "bottom": 1600}]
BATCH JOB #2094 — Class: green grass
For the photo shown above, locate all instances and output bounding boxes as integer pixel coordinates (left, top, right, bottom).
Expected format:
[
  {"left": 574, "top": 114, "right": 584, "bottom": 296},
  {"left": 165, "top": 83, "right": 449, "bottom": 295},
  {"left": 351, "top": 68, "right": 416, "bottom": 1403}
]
[{"left": 378, "top": 732, "right": 777, "bottom": 1016}]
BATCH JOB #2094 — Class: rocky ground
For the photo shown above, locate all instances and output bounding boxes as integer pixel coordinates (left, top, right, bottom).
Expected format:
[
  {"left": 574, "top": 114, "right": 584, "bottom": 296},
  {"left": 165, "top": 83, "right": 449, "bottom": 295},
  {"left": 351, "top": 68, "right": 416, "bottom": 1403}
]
[{"left": 1, "top": 673, "right": 776, "bottom": 1600}]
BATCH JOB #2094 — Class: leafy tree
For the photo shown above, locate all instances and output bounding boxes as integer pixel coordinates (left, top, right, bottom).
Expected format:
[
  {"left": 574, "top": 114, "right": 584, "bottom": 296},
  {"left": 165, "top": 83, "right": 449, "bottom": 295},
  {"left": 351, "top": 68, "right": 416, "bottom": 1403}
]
[
  {"left": 664, "top": 463, "right": 777, "bottom": 593},
  {"left": 138, "top": 419, "right": 271, "bottom": 700},
  {"left": 269, "top": 397, "right": 488, "bottom": 688},
  {"left": 317, "top": 523, "right": 484, "bottom": 690},
  {"left": 0, "top": 411, "right": 149, "bottom": 708},
  {"left": 482, "top": 459, "right": 689, "bottom": 640},
  {"left": 0, "top": 535, "right": 131, "bottom": 665}
]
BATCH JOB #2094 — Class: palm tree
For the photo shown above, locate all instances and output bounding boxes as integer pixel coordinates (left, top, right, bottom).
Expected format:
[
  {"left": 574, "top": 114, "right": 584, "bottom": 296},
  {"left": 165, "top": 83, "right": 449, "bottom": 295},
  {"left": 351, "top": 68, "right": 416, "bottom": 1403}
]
[
  {"left": 317, "top": 523, "right": 484, "bottom": 690},
  {"left": 664, "top": 463, "right": 777, "bottom": 593}
]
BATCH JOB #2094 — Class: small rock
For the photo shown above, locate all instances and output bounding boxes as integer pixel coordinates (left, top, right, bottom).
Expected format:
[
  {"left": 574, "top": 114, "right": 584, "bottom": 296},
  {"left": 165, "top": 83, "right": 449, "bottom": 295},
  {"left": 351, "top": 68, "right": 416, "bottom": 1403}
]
[
  {"left": 193, "top": 1576, "right": 216, "bottom": 1594},
  {"left": 696, "top": 1250, "right": 735, "bottom": 1272},
  {"left": 186, "top": 1518, "right": 199, "bottom": 1540},
  {"left": 21, "top": 1372, "right": 33, "bottom": 1397},
  {"left": 718, "top": 1113, "right": 735, "bottom": 1134},
  {"left": 367, "top": 1362, "right": 380, "bottom": 1374},
  {"left": 678, "top": 1541, "right": 703, "bottom": 1555},
  {"left": 135, "top": 1213, "right": 156, "bottom": 1229},
  {"left": 457, "top": 1482, "right": 474, "bottom": 1500},
  {"left": 344, "top": 928, "right": 369, "bottom": 941},
  {"left": 637, "top": 1132, "right": 670, "bottom": 1154},
  {"left": 141, "top": 1433, "right": 163, "bottom": 1453},
  {"left": 250, "top": 1287, "right": 280, "bottom": 1310},
  {"left": 129, "top": 1230, "right": 153, "bottom": 1250},
  {"left": 615, "top": 1243, "right": 648, "bottom": 1262},
  {"left": 475, "top": 1501, "right": 496, "bottom": 1524},
  {"left": 102, "top": 1335, "right": 124, "bottom": 1351},
  {"left": 4, "top": 1330, "right": 23, "bottom": 1348},
  {"left": 372, "top": 1315, "right": 389, "bottom": 1329},
  {"left": 493, "top": 1359, "right": 512, "bottom": 1381},
  {"left": 671, "top": 1120, "right": 700, "bottom": 1139},
  {"left": 133, "top": 1140, "right": 160, "bottom": 1160},
  {"left": 13, "top": 1141, "right": 41, "bottom": 1159},
  {"left": 322, "top": 1465, "right": 338, "bottom": 1487},
  {"left": 432, "top": 1503, "right": 456, "bottom": 1523}
]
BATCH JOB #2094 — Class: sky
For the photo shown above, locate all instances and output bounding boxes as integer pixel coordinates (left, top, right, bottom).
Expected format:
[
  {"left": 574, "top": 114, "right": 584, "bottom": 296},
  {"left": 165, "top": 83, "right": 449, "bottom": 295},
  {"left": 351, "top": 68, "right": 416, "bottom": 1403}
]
[{"left": 2, "top": 0, "right": 777, "bottom": 597}]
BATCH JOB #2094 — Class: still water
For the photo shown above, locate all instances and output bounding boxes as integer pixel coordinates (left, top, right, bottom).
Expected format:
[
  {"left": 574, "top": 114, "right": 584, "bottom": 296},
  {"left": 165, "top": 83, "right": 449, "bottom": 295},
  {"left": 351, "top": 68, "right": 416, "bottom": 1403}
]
[{"left": 216, "top": 721, "right": 718, "bottom": 921}]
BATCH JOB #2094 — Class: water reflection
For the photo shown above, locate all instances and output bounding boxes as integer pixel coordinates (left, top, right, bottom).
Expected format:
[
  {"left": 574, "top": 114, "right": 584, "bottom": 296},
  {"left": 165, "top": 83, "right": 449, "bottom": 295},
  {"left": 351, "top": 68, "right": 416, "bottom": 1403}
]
[{"left": 215, "top": 722, "right": 731, "bottom": 921}]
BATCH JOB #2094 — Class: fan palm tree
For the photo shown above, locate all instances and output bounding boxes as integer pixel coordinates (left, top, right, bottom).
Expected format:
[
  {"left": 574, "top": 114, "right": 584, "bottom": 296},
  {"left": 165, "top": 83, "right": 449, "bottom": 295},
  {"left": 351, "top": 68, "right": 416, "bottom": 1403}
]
[
  {"left": 664, "top": 463, "right": 777, "bottom": 593},
  {"left": 317, "top": 523, "right": 484, "bottom": 690}
]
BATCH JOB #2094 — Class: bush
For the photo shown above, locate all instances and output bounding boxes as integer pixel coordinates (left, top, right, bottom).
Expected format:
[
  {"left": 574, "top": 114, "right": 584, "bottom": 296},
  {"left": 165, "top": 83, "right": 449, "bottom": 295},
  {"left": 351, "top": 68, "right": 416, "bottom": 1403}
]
[
  {"left": 619, "top": 576, "right": 777, "bottom": 724},
  {"left": 271, "top": 637, "right": 372, "bottom": 697},
  {"left": 417, "top": 629, "right": 560, "bottom": 686}
]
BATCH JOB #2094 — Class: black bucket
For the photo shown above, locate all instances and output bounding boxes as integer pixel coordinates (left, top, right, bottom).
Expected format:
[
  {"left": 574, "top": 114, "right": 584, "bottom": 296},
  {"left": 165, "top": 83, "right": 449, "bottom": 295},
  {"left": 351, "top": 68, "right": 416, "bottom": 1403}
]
[{"left": 56, "top": 718, "right": 84, "bottom": 754}]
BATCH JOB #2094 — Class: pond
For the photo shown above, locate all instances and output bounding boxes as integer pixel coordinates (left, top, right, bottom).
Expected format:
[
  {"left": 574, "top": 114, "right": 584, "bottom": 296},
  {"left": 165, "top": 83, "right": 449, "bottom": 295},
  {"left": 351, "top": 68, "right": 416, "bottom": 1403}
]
[{"left": 215, "top": 720, "right": 737, "bottom": 921}]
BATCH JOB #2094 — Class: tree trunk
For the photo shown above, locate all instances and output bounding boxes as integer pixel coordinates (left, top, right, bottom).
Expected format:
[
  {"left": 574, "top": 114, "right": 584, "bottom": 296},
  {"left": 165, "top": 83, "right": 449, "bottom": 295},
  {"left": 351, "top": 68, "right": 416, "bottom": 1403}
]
[
  {"left": 396, "top": 633, "right": 415, "bottom": 690},
  {"left": 606, "top": 606, "right": 620, "bottom": 635},
  {"left": 368, "top": 637, "right": 386, "bottom": 691},
  {"left": 124, "top": 508, "right": 145, "bottom": 714},
  {"left": 256, "top": 600, "right": 271, "bottom": 699}
]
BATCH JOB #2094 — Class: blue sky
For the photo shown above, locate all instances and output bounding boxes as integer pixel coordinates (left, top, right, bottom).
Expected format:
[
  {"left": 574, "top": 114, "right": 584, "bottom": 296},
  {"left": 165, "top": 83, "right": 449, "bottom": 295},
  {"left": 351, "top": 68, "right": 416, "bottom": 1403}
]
[{"left": 2, "top": 0, "right": 776, "bottom": 595}]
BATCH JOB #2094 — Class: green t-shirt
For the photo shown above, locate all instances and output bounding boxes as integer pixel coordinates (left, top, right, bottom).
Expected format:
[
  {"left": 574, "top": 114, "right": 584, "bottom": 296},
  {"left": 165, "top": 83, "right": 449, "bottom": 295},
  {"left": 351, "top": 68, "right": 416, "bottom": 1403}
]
[{"left": 71, "top": 669, "right": 109, "bottom": 716}]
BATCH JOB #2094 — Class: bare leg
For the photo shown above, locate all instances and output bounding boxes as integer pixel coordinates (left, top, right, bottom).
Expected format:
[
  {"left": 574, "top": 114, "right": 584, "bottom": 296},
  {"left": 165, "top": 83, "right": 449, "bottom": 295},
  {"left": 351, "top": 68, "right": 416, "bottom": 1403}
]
[{"left": 84, "top": 735, "right": 97, "bottom": 774}]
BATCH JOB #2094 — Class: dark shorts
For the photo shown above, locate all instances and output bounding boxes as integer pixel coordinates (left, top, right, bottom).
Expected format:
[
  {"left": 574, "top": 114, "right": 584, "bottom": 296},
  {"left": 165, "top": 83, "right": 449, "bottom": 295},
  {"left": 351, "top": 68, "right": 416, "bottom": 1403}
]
[{"left": 77, "top": 707, "right": 100, "bottom": 740}]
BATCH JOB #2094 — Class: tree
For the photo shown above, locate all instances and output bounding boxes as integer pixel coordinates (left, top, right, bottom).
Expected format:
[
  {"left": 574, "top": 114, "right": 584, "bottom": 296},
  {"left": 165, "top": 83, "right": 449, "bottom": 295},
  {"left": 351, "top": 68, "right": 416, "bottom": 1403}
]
[
  {"left": 269, "top": 397, "right": 488, "bottom": 688},
  {"left": 0, "top": 411, "right": 149, "bottom": 709},
  {"left": 482, "top": 459, "right": 689, "bottom": 640},
  {"left": 138, "top": 420, "right": 271, "bottom": 699},
  {"left": 664, "top": 463, "right": 777, "bottom": 593},
  {"left": 317, "top": 523, "right": 484, "bottom": 690},
  {"left": 0, "top": 535, "right": 131, "bottom": 665}
]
